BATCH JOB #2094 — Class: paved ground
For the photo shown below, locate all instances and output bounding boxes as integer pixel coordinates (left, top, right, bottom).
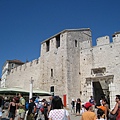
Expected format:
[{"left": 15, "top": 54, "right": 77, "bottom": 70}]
[
  {"left": 1, "top": 109, "right": 81, "bottom": 120},
  {"left": 70, "top": 114, "right": 81, "bottom": 120}
]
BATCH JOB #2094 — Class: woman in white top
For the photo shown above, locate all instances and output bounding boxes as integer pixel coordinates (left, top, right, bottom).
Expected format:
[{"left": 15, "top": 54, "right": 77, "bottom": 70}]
[{"left": 48, "top": 96, "right": 70, "bottom": 120}]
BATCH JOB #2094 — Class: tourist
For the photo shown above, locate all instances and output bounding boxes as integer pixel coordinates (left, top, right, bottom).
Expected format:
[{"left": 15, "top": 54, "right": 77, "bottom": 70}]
[
  {"left": 36, "top": 100, "right": 45, "bottom": 120},
  {"left": 48, "top": 96, "right": 53, "bottom": 114},
  {"left": 110, "top": 95, "right": 120, "bottom": 120},
  {"left": 71, "top": 99, "right": 75, "bottom": 114},
  {"left": 80, "top": 102, "right": 97, "bottom": 120},
  {"left": 43, "top": 99, "right": 49, "bottom": 120},
  {"left": 81, "top": 104, "right": 86, "bottom": 114},
  {"left": 97, "top": 98, "right": 109, "bottom": 119},
  {"left": 89, "top": 96, "right": 94, "bottom": 105},
  {"left": 48, "top": 96, "right": 70, "bottom": 120},
  {"left": 100, "top": 96, "right": 104, "bottom": 106},
  {"left": 27, "top": 98, "right": 36, "bottom": 120},
  {"left": 96, "top": 108, "right": 106, "bottom": 120},
  {"left": 4, "top": 99, "right": 10, "bottom": 109},
  {"left": 1, "top": 97, "right": 4, "bottom": 109},
  {"left": 7, "top": 97, "right": 17, "bottom": 120},
  {"left": 76, "top": 98, "right": 81, "bottom": 115},
  {"left": 89, "top": 96, "right": 95, "bottom": 111},
  {"left": 34, "top": 97, "right": 41, "bottom": 120},
  {"left": 0, "top": 106, "right": 2, "bottom": 120},
  {"left": 18, "top": 93, "right": 25, "bottom": 120}
]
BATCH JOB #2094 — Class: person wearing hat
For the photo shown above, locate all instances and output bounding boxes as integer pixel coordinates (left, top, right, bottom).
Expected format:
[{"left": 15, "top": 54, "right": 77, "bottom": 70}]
[
  {"left": 27, "top": 98, "right": 36, "bottom": 120},
  {"left": 80, "top": 102, "right": 97, "bottom": 120}
]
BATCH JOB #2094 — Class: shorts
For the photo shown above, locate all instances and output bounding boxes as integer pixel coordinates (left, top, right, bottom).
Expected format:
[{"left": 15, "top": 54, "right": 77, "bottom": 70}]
[
  {"left": 8, "top": 112, "right": 15, "bottom": 118},
  {"left": 19, "top": 112, "right": 25, "bottom": 119},
  {"left": 27, "top": 113, "right": 35, "bottom": 120}
]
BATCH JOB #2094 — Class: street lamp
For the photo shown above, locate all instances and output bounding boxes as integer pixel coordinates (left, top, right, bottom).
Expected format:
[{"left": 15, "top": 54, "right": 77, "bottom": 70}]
[{"left": 29, "top": 77, "right": 34, "bottom": 100}]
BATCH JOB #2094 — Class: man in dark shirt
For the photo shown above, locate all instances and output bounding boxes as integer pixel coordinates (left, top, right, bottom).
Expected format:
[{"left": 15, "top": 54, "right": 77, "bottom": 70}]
[
  {"left": 27, "top": 98, "right": 36, "bottom": 120},
  {"left": 89, "top": 96, "right": 95, "bottom": 111},
  {"left": 89, "top": 96, "right": 94, "bottom": 105}
]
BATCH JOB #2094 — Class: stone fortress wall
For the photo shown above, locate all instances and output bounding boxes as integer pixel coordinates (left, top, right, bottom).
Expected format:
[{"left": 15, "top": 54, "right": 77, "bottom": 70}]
[
  {"left": 6, "top": 29, "right": 120, "bottom": 108},
  {"left": 80, "top": 32, "right": 120, "bottom": 108},
  {"left": 6, "top": 59, "right": 41, "bottom": 90}
]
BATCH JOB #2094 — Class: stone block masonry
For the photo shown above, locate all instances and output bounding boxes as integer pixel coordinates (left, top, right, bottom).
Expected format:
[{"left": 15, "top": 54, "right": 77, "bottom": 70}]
[{"left": 5, "top": 28, "right": 120, "bottom": 109}]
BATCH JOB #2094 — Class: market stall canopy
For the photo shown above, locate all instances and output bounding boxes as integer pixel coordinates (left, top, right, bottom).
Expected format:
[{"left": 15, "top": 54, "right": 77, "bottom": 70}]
[
  {"left": 0, "top": 87, "right": 52, "bottom": 96},
  {"left": 33, "top": 89, "right": 53, "bottom": 96}
]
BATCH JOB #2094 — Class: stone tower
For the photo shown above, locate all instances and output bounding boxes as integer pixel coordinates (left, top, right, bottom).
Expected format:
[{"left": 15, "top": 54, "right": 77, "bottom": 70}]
[{"left": 39, "top": 28, "right": 92, "bottom": 106}]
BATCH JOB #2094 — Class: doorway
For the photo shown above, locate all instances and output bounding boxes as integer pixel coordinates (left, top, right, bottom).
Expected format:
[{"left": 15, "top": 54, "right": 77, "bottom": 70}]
[{"left": 93, "top": 81, "right": 110, "bottom": 106}]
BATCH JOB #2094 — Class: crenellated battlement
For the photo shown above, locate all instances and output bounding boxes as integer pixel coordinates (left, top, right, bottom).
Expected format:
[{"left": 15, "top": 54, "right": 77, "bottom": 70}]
[
  {"left": 96, "top": 36, "right": 110, "bottom": 46},
  {"left": 9, "top": 58, "right": 40, "bottom": 74},
  {"left": 96, "top": 31, "right": 120, "bottom": 46},
  {"left": 7, "top": 30, "right": 120, "bottom": 76},
  {"left": 40, "top": 29, "right": 120, "bottom": 54}
]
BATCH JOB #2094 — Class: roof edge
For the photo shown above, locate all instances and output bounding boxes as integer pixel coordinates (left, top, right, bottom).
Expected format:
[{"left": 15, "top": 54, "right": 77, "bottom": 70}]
[{"left": 41, "top": 28, "right": 91, "bottom": 44}]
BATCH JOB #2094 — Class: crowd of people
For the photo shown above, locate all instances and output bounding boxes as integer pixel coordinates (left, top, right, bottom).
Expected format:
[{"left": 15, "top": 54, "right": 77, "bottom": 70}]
[
  {"left": 0, "top": 94, "right": 120, "bottom": 120},
  {"left": 71, "top": 95, "right": 120, "bottom": 120},
  {"left": 0, "top": 93, "right": 70, "bottom": 120}
]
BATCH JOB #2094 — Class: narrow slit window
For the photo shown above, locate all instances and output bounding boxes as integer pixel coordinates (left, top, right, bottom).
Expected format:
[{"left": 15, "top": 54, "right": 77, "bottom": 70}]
[
  {"left": 75, "top": 40, "right": 77, "bottom": 47},
  {"left": 46, "top": 40, "right": 50, "bottom": 52},
  {"left": 51, "top": 69, "right": 53, "bottom": 77},
  {"left": 56, "top": 34, "right": 60, "bottom": 48}
]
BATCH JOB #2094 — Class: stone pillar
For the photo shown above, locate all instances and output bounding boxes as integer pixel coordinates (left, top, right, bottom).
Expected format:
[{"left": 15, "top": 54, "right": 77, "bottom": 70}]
[
  {"left": 109, "top": 82, "right": 116, "bottom": 109},
  {"left": 86, "top": 80, "right": 93, "bottom": 101},
  {"left": 29, "top": 77, "right": 34, "bottom": 101}
]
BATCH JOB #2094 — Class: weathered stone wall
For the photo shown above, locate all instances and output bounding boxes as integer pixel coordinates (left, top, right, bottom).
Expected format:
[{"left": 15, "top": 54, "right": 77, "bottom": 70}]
[
  {"left": 6, "top": 59, "right": 40, "bottom": 90},
  {"left": 39, "top": 32, "right": 68, "bottom": 97},
  {"left": 1, "top": 62, "right": 9, "bottom": 87},
  {"left": 80, "top": 47, "right": 93, "bottom": 102},
  {"left": 79, "top": 33, "right": 120, "bottom": 107},
  {"left": 5, "top": 29, "right": 120, "bottom": 108},
  {"left": 66, "top": 30, "right": 92, "bottom": 105}
]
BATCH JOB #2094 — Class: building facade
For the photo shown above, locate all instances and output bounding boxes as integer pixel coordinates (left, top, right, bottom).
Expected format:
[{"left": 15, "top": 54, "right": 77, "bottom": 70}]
[
  {"left": 1, "top": 28, "right": 120, "bottom": 108},
  {"left": 1, "top": 60, "right": 24, "bottom": 88}
]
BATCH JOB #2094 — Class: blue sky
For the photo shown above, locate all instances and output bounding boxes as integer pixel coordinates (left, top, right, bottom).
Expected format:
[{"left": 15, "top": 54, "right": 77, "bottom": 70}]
[{"left": 0, "top": 0, "right": 120, "bottom": 76}]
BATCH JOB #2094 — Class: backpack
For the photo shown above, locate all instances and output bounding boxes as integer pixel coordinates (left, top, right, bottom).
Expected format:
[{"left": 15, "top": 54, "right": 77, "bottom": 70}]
[{"left": 25, "top": 102, "right": 29, "bottom": 110}]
